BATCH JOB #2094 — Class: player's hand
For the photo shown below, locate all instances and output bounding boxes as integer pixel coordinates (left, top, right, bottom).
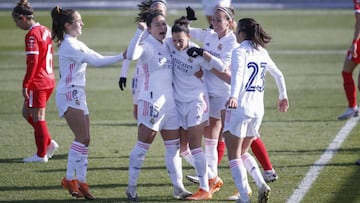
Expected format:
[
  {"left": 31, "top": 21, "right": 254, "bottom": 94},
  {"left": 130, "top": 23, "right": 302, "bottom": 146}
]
[
  {"left": 186, "top": 6, "right": 197, "bottom": 21},
  {"left": 187, "top": 47, "right": 203, "bottom": 57},
  {"left": 278, "top": 98, "right": 289, "bottom": 112},
  {"left": 118, "top": 77, "right": 127, "bottom": 91},
  {"left": 138, "top": 22, "right": 146, "bottom": 31},
  {"left": 226, "top": 97, "right": 238, "bottom": 109},
  {"left": 351, "top": 42, "right": 358, "bottom": 58},
  {"left": 22, "top": 87, "right": 29, "bottom": 99}
]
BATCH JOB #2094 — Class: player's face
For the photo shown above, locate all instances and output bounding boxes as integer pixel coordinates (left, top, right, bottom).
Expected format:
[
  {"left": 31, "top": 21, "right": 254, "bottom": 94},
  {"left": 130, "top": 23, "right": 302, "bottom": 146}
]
[
  {"left": 211, "top": 11, "right": 231, "bottom": 37},
  {"left": 172, "top": 31, "right": 190, "bottom": 51},
  {"left": 148, "top": 15, "right": 167, "bottom": 41},
  {"left": 13, "top": 16, "right": 28, "bottom": 30},
  {"left": 65, "top": 11, "right": 84, "bottom": 38}
]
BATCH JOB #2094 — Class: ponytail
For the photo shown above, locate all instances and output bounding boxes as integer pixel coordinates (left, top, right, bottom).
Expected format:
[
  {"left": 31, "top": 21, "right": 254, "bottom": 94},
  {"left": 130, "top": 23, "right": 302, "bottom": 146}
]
[{"left": 51, "top": 6, "right": 75, "bottom": 43}]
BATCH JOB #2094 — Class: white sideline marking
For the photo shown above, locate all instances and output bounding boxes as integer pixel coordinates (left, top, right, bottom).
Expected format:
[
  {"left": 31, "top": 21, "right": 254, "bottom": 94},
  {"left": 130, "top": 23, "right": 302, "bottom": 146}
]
[{"left": 286, "top": 116, "right": 360, "bottom": 203}]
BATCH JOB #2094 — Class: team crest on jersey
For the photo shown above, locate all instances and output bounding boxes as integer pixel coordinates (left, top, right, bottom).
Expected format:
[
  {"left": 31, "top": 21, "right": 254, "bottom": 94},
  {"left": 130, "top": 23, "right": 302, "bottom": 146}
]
[
  {"left": 27, "top": 36, "right": 36, "bottom": 48},
  {"left": 150, "top": 117, "right": 155, "bottom": 124},
  {"left": 205, "top": 42, "right": 210, "bottom": 47},
  {"left": 217, "top": 43, "right": 222, "bottom": 50},
  {"left": 188, "top": 57, "right": 193, "bottom": 63}
]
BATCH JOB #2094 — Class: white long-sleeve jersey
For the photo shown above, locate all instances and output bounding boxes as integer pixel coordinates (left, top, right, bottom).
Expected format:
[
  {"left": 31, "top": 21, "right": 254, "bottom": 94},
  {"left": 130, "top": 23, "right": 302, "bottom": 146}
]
[
  {"left": 190, "top": 27, "right": 238, "bottom": 98},
  {"left": 230, "top": 40, "right": 287, "bottom": 118},
  {"left": 57, "top": 34, "right": 123, "bottom": 93},
  {"left": 167, "top": 40, "right": 207, "bottom": 102},
  {"left": 127, "top": 29, "right": 175, "bottom": 109}
]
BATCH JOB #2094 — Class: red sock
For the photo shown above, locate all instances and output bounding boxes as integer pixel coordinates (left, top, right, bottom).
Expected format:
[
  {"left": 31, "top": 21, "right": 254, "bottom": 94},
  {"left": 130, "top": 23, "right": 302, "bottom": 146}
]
[
  {"left": 34, "top": 121, "right": 51, "bottom": 157},
  {"left": 27, "top": 115, "right": 35, "bottom": 128},
  {"left": 251, "top": 137, "right": 273, "bottom": 171},
  {"left": 217, "top": 141, "right": 225, "bottom": 164},
  {"left": 342, "top": 71, "right": 357, "bottom": 108}
]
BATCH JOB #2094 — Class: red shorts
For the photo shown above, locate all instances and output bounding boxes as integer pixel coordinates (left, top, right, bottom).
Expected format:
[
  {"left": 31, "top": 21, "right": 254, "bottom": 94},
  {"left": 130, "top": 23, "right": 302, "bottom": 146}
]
[
  {"left": 25, "top": 88, "right": 54, "bottom": 108},
  {"left": 348, "top": 40, "right": 360, "bottom": 63}
]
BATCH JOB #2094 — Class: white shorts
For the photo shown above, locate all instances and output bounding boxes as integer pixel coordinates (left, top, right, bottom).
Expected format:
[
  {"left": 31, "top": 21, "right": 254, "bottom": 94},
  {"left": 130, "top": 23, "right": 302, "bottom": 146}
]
[
  {"left": 209, "top": 95, "right": 227, "bottom": 119},
  {"left": 56, "top": 87, "right": 89, "bottom": 118},
  {"left": 223, "top": 108, "right": 262, "bottom": 138},
  {"left": 137, "top": 100, "right": 179, "bottom": 131},
  {"left": 176, "top": 96, "right": 209, "bottom": 130},
  {"left": 202, "top": 0, "right": 232, "bottom": 16}
]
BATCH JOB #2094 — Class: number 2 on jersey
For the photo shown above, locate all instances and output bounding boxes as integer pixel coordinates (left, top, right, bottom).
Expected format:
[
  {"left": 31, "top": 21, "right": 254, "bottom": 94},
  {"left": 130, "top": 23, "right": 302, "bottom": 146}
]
[{"left": 245, "top": 62, "right": 265, "bottom": 92}]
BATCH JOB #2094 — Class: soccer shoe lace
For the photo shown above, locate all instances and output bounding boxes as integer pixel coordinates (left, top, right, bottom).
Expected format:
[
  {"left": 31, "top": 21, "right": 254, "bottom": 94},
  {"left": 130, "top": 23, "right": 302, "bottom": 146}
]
[
  {"left": 46, "top": 139, "right": 59, "bottom": 159},
  {"left": 23, "top": 153, "right": 48, "bottom": 163},
  {"left": 78, "top": 182, "right": 95, "bottom": 200},
  {"left": 208, "top": 176, "right": 223, "bottom": 194},
  {"left": 173, "top": 186, "right": 192, "bottom": 199},
  {"left": 258, "top": 183, "right": 271, "bottom": 203},
  {"left": 338, "top": 107, "right": 358, "bottom": 120},
  {"left": 61, "top": 177, "right": 83, "bottom": 198},
  {"left": 185, "top": 188, "right": 212, "bottom": 200}
]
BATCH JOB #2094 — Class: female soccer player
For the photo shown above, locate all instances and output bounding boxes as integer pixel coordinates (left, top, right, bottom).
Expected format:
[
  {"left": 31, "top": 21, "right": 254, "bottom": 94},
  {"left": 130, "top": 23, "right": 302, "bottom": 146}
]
[
  {"left": 118, "top": 0, "right": 169, "bottom": 120},
  {"left": 12, "top": 0, "right": 58, "bottom": 163},
  {"left": 169, "top": 16, "right": 228, "bottom": 200},
  {"left": 223, "top": 18, "right": 289, "bottom": 203},
  {"left": 186, "top": 7, "right": 238, "bottom": 187},
  {"left": 51, "top": 6, "right": 125, "bottom": 200},
  {"left": 338, "top": 0, "right": 360, "bottom": 120},
  {"left": 125, "top": 10, "right": 190, "bottom": 201}
]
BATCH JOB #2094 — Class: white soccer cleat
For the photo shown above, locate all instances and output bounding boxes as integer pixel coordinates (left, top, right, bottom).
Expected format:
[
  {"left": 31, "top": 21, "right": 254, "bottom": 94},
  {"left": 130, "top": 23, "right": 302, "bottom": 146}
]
[
  {"left": 338, "top": 107, "right": 358, "bottom": 120},
  {"left": 23, "top": 153, "right": 48, "bottom": 163},
  {"left": 46, "top": 139, "right": 59, "bottom": 159},
  {"left": 263, "top": 170, "right": 279, "bottom": 183},
  {"left": 173, "top": 186, "right": 192, "bottom": 200},
  {"left": 258, "top": 183, "right": 271, "bottom": 203},
  {"left": 227, "top": 181, "right": 252, "bottom": 200},
  {"left": 126, "top": 186, "right": 139, "bottom": 202}
]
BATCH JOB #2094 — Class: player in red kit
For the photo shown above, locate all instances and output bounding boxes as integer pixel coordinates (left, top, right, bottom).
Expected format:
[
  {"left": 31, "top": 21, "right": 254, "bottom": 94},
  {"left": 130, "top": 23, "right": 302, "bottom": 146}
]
[
  {"left": 338, "top": 0, "right": 360, "bottom": 120},
  {"left": 12, "top": 0, "right": 58, "bottom": 163}
]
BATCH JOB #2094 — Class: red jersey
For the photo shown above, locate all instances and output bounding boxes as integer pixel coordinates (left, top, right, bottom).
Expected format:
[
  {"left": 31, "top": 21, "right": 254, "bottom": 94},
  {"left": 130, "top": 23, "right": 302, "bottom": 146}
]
[
  {"left": 23, "top": 23, "right": 55, "bottom": 90},
  {"left": 354, "top": 0, "right": 360, "bottom": 12}
]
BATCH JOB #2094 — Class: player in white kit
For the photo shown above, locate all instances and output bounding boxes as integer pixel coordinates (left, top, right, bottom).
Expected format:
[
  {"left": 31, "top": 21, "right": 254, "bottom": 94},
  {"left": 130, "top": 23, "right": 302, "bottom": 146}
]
[
  {"left": 125, "top": 10, "right": 191, "bottom": 201},
  {"left": 51, "top": 6, "right": 125, "bottom": 200},
  {"left": 167, "top": 16, "right": 227, "bottom": 200},
  {"left": 118, "top": 0, "right": 169, "bottom": 120},
  {"left": 222, "top": 18, "right": 289, "bottom": 203},
  {"left": 186, "top": 7, "right": 237, "bottom": 189},
  {"left": 201, "top": 0, "right": 232, "bottom": 26}
]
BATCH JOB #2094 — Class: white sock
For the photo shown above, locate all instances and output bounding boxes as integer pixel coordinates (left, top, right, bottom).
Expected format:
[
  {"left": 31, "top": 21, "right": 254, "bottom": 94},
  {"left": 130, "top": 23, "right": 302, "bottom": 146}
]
[
  {"left": 164, "top": 139, "right": 184, "bottom": 189},
  {"left": 128, "top": 141, "right": 150, "bottom": 187},
  {"left": 191, "top": 148, "right": 209, "bottom": 192},
  {"left": 204, "top": 138, "right": 218, "bottom": 176},
  {"left": 77, "top": 146, "right": 89, "bottom": 183},
  {"left": 242, "top": 152, "right": 266, "bottom": 188},
  {"left": 66, "top": 141, "right": 86, "bottom": 180},
  {"left": 229, "top": 159, "right": 249, "bottom": 202},
  {"left": 180, "top": 148, "right": 195, "bottom": 167}
]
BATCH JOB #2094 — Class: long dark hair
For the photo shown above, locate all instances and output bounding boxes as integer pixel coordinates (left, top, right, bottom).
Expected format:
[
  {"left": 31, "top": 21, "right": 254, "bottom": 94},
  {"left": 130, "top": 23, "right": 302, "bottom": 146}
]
[
  {"left": 237, "top": 18, "right": 272, "bottom": 49},
  {"left": 12, "top": 0, "right": 34, "bottom": 19},
  {"left": 51, "top": 6, "right": 76, "bottom": 43}
]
